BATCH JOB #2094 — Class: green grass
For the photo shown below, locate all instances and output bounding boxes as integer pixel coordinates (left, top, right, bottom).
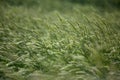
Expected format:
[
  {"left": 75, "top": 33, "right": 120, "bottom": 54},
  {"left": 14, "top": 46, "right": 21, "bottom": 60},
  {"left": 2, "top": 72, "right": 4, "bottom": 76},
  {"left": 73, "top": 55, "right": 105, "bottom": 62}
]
[{"left": 0, "top": 0, "right": 120, "bottom": 80}]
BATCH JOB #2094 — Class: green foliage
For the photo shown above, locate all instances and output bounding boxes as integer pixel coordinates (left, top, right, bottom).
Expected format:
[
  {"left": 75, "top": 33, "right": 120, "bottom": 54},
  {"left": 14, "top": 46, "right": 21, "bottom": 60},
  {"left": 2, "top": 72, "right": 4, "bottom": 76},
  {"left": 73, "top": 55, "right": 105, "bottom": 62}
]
[
  {"left": 68, "top": 0, "right": 120, "bottom": 8},
  {"left": 0, "top": 0, "right": 120, "bottom": 80}
]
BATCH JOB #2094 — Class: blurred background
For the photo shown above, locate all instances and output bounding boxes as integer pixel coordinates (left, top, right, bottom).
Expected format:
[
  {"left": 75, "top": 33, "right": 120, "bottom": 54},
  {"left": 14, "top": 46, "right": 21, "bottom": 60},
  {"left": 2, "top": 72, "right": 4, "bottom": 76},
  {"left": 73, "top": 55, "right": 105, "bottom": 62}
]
[{"left": 1, "top": 0, "right": 120, "bottom": 9}]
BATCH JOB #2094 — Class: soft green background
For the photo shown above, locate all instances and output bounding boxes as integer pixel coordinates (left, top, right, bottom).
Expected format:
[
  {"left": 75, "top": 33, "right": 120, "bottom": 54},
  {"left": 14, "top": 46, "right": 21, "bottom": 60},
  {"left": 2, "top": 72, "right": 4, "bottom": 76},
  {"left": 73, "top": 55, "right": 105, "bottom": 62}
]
[{"left": 0, "top": 0, "right": 120, "bottom": 80}]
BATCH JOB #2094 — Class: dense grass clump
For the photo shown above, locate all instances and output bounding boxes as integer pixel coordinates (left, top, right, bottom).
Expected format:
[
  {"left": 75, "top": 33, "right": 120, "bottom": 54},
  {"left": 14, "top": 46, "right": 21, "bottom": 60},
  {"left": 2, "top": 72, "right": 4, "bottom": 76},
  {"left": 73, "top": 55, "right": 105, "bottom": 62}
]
[{"left": 0, "top": 0, "right": 120, "bottom": 80}]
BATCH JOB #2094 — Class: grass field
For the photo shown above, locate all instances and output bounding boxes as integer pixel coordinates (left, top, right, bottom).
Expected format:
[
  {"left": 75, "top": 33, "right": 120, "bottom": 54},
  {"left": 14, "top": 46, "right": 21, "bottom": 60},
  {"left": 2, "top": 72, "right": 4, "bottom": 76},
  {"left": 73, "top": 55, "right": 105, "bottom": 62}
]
[{"left": 0, "top": 0, "right": 120, "bottom": 80}]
